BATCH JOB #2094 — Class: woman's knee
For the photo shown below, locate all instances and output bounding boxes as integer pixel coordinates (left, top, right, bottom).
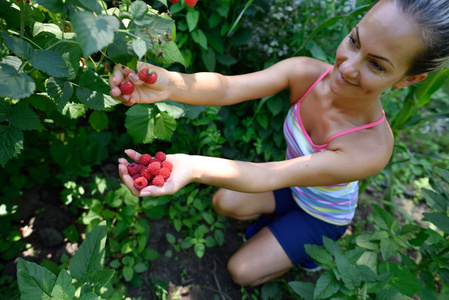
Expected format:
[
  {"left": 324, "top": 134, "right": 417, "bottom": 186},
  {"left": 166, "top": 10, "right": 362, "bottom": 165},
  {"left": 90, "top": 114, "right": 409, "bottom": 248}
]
[{"left": 212, "top": 189, "right": 238, "bottom": 217}]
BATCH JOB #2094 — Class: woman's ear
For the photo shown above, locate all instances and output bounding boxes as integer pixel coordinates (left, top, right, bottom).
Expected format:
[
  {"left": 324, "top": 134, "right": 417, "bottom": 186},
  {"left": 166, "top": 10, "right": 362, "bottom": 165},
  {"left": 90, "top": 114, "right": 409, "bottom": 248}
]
[{"left": 394, "top": 73, "right": 428, "bottom": 90}]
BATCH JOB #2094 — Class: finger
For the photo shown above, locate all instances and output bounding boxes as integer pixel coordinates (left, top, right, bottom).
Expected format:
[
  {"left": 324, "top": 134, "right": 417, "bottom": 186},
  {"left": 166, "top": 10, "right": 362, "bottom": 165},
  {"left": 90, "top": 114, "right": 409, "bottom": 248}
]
[
  {"left": 118, "top": 164, "right": 140, "bottom": 196},
  {"left": 124, "top": 149, "right": 141, "bottom": 163}
]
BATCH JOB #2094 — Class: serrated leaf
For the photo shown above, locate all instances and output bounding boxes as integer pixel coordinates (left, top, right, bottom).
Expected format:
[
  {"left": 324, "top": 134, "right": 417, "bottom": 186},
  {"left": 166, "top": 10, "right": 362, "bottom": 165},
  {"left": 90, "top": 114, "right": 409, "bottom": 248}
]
[
  {"left": 288, "top": 281, "right": 315, "bottom": 300},
  {"left": 0, "top": 63, "right": 36, "bottom": 99},
  {"left": 46, "top": 77, "right": 74, "bottom": 111},
  {"left": 89, "top": 110, "right": 109, "bottom": 132},
  {"left": 422, "top": 212, "right": 449, "bottom": 234},
  {"left": 304, "top": 244, "right": 334, "bottom": 266},
  {"left": 191, "top": 29, "right": 208, "bottom": 50},
  {"left": 155, "top": 101, "right": 185, "bottom": 119},
  {"left": 154, "top": 112, "right": 176, "bottom": 140},
  {"left": 150, "top": 41, "right": 186, "bottom": 66},
  {"left": 34, "top": 0, "right": 65, "bottom": 14},
  {"left": 50, "top": 42, "right": 82, "bottom": 80},
  {"left": 17, "top": 258, "right": 57, "bottom": 300},
  {"left": 314, "top": 272, "right": 340, "bottom": 299},
  {"left": 0, "top": 125, "right": 23, "bottom": 166},
  {"left": 70, "top": 221, "right": 107, "bottom": 284},
  {"left": 62, "top": 103, "right": 86, "bottom": 119},
  {"left": 357, "top": 251, "right": 377, "bottom": 273},
  {"left": 380, "top": 238, "right": 398, "bottom": 261},
  {"left": 323, "top": 235, "right": 342, "bottom": 256},
  {"left": 132, "top": 37, "right": 147, "bottom": 59},
  {"left": 436, "top": 168, "right": 449, "bottom": 184},
  {"left": 125, "top": 104, "right": 156, "bottom": 143},
  {"left": 85, "top": 269, "right": 115, "bottom": 290},
  {"left": 379, "top": 262, "right": 422, "bottom": 296},
  {"left": 372, "top": 204, "right": 397, "bottom": 232},
  {"left": 71, "top": 12, "right": 119, "bottom": 57},
  {"left": 77, "top": 0, "right": 102, "bottom": 14},
  {"left": 29, "top": 50, "right": 70, "bottom": 78},
  {"left": 75, "top": 88, "right": 105, "bottom": 111},
  {"left": 50, "top": 269, "right": 75, "bottom": 300},
  {"left": 9, "top": 103, "right": 45, "bottom": 130},
  {"left": 80, "top": 291, "right": 100, "bottom": 300},
  {"left": 1, "top": 32, "right": 33, "bottom": 60},
  {"left": 0, "top": 100, "right": 12, "bottom": 122},
  {"left": 356, "top": 232, "right": 380, "bottom": 250},
  {"left": 33, "top": 22, "right": 63, "bottom": 39},
  {"left": 335, "top": 252, "right": 361, "bottom": 290},
  {"left": 130, "top": 1, "right": 148, "bottom": 21}
]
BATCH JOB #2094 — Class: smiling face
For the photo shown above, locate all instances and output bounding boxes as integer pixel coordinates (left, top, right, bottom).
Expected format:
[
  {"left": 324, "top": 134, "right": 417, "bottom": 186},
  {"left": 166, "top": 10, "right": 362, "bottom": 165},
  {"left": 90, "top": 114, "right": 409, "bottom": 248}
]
[{"left": 330, "top": 0, "right": 427, "bottom": 99}]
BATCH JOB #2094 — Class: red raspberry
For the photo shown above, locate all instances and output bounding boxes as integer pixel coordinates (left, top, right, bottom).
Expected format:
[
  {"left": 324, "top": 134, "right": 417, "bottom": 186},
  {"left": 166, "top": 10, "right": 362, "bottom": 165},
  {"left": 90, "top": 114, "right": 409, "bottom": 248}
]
[
  {"left": 127, "top": 163, "right": 139, "bottom": 176},
  {"left": 138, "top": 68, "right": 158, "bottom": 84},
  {"left": 137, "top": 164, "right": 147, "bottom": 174},
  {"left": 139, "top": 154, "right": 152, "bottom": 166},
  {"left": 170, "top": 0, "right": 180, "bottom": 3},
  {"left": 154, "top": 151, "right": 166, "bottom": 162},
  {"left": 141, "top": 168, "right": 154, "bottom": 181},
  {"left": 184, "top": 0, "right": 198, "bottom": 7},
  {"left": 146, "top": 162, "right": 161, "bottom": 176},
  {"left": 159, "top": 167, "right": 171, "bottom": 180},
  {"left": 132, "top": 174, "right": 141, "bottom": 181},
  {"left": 134, "top": 177, "right": 148, "bottom": 190},
  {"left": 119, "top": 81, "right": 134, "bottom": 95},
  {"left": 161, "top": 160, "right": 173, "bottom": 171},
  {"left": 152, "top": 175, "right": 165, "bottom": 187}
]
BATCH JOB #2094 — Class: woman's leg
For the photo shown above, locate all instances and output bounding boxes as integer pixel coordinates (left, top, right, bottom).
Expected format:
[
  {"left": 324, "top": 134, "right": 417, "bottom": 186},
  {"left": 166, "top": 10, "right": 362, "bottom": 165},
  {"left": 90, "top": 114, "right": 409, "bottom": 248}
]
[
  {"left": 212, "top": 188, "right": 276, "bottom": 220},
  {"left": 227, "top": 227, "right": 294, "bottom": 286}
]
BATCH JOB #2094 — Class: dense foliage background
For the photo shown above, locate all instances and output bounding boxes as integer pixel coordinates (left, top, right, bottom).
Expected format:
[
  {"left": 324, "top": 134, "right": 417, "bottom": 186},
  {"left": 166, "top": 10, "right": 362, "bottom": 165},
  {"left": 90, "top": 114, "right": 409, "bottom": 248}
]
[{"left": 1, "top": 0, "right": 448, "bottom": 299}]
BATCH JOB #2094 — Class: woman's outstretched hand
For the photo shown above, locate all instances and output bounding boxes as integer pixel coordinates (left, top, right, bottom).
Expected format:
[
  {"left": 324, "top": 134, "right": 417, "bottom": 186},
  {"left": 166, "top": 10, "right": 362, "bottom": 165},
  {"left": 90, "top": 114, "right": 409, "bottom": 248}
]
[{"left": 118, "top": 149, "right": 196, "bottom": 197}]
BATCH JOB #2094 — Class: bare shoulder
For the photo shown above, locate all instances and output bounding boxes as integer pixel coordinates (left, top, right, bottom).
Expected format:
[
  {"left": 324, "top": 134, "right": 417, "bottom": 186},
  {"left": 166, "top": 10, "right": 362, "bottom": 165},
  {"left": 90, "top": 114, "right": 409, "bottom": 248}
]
[
  {"left": 276, "top": 57, "right": 332, "bottom": 103},
  {"left": 328, "top": 121, "right": 394, "bottom": 176}
]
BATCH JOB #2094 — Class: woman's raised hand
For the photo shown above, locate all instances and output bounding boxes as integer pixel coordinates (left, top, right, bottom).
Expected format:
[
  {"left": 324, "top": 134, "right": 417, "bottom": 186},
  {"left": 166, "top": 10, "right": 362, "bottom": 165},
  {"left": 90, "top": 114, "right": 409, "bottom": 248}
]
[{"left": 109, "top": 63, "right": 171, "bottom": 106}]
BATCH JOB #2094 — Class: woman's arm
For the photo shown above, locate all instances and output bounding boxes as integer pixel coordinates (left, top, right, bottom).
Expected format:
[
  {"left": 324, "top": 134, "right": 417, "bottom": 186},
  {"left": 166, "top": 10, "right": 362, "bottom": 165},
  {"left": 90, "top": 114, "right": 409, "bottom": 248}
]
[
  {"left": 110, "top": 57, "right": 319, "bottom": 107},
  {"left": 119, "top": 128, "right": 393, "bottom": 197}
]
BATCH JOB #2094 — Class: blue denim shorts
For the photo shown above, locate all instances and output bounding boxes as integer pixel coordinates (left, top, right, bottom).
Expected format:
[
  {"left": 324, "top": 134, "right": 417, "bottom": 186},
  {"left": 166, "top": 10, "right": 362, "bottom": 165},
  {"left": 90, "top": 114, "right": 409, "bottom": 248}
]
[{"left": 267, "top": 188, "right": 348, "bottom": 265}]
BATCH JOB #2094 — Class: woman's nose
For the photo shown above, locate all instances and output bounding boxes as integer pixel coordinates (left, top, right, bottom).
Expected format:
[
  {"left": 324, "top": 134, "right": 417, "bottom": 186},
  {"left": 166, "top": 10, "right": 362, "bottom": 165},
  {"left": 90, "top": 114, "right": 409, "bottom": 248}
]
[{"left": 340, "top": 54, "right": 361, "bottom": 79}]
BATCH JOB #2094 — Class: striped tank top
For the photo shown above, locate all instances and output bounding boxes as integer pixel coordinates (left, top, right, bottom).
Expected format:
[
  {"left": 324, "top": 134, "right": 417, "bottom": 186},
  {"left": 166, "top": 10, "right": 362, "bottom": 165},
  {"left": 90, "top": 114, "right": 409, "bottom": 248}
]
[{"left": 283, "top": 66, "right": 385, "bottom": 225}]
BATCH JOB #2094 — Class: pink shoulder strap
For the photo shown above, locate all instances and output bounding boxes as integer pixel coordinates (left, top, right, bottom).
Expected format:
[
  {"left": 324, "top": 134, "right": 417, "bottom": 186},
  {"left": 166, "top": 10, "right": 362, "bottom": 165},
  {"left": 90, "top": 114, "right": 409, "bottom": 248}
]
[{"left": 295, "top": 66, "right": 334, "bottom": 104}]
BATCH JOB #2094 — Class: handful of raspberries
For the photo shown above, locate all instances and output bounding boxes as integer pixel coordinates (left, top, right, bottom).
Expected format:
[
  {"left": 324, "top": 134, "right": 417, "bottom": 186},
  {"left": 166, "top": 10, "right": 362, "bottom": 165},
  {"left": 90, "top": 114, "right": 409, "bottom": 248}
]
[{"left": 127, "top": 151, "right": 173, "bottom": 190}]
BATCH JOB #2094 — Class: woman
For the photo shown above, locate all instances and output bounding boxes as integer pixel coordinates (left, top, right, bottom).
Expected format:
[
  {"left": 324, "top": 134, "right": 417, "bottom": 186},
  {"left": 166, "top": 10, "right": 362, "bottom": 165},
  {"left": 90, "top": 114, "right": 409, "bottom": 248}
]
[{"left": 110, "top": 0, "right": 449, "bottom": 286}]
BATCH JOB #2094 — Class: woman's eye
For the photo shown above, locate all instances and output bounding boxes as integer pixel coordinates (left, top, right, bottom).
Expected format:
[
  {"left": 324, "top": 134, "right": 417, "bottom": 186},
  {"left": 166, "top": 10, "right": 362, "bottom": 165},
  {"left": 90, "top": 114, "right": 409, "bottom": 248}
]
[
  {"left": 348, "top": 35, "right": 357, "bottom": 46},
  {"left": 371, "top": 61, "right": 385, "bottom": 72}
]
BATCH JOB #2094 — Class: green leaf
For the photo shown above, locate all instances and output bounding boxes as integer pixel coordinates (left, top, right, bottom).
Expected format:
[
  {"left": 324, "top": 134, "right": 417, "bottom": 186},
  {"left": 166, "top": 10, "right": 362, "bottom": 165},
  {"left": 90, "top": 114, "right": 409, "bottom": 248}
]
[
  {"left": 214, "top": 229, "right": 225, "bottom": 246},
  {"left": 422, "top": 212, "right": 449, "bottom": 234},
  {"left": 76, "top": 69, "right": 118, "bottom": 110},
  {"left": 304, "top": 244, "right": 334, "bottom": 267},
  {"left": 46, "top": 77, "right": 74, "bottom": 111},
  {"left": 33, "top": 22, "right": 63, "bottom": 39},
  {"left": 201, "top": 47, "right": 216, "bottom": 72},
  {"left": 421, "top": 188, "right": 447, "bottom": 212},
  {"left": 0, "top": 100, "right": 12, "bottom": 122},
  {"left": 70, "top": 221, "right": 107, "bottom": 284},
  {"left": 132, "top": 37, "right": 147, "bottom": 60},
  {"left": 372, "top": 204, "right": 398, "bottom": 232},
  {"left": 85, "top": 269, "right": 115, "bottom": 290},
  {"left": 314, "top": 272, "right": 340, "bottom": 299},
  {"left": 191, "top": 29, "right": 208, "bottom": 50},
  {"left": 71, "top": 12, "right": 120, "bottom": 57},
  {"left": 154, "top": 112, "right": 176, "bottom": 141},
  {"left": 134, "top": 262, "right": 148, "bottom": 273},
  {"left": 194, "top": 243, "right": 205, "bottom": 258},
  {"left": 288, "top": 281, "right": 315, "bottom": 300},
  {"left": 9, "top": 103, "right": 45, "bottom": 131},
  {"left": 122, "top": 266, "right": 134, "bottom": 282},
  {"left": 335, "top": 252, "right": 361, "bottom": 290},
  {"left": 379, "top": 262, "right": 422, "bottom": 296},
  {"left": 357, "top": 251, "right": 378, "bottom": 273},
  {"left": 129, "top": 1, "right": 148, "bottom": 22},
  {"left": 34, "top": 0, "right": 65, "bottom": 14},
  {"left": 77, "top": 0, "right": 102, "bottom": 14},
  {"left": 150, "top": 41, "right": 186, "bottom": 66},
  {"left": 356, "top": 232, "right": 379, "bottom": 250},
  {"left": 186, "top": 10, "right": 200, "bottom": 32},
  {"left": 1, "top": 32, "right": 33, "bottom": 60},
  {"left": 17, "top": 258, "right": 57, "bottom": 300},
  {"left": 380, "top": 238, "right": 399, "bottom": 261},
  {"left": 89, "top": 110, "right": 109, "bottom": 132},
  {"left": 0, "top": 125, "right": 23, "bottom": 166},
  {"left": 50, "top": 42, "right": 82, "bottom": 80},
  {"left": 50, "top": 269, "right": 75, "bottom": 300},
  {"left": 125, "top": 104, "right": 156, "bottom": 143},
  {"left": 29, "top": 50, "right": 70, "bottom": 78},
  {"left": 155, "top": 101, "right": 185, "bottom": 119},
  {"left": 436, "top": 168, "right": 449, "bottom": 184},
  {"left": 0, "top": 63, "right": 36, "bottom": 99},
  {"left": 322, "top": 235, "right": 342, "bottom": 256},
  {"left": 414, "top": 67, "right": 449, "bottom": 106}
]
